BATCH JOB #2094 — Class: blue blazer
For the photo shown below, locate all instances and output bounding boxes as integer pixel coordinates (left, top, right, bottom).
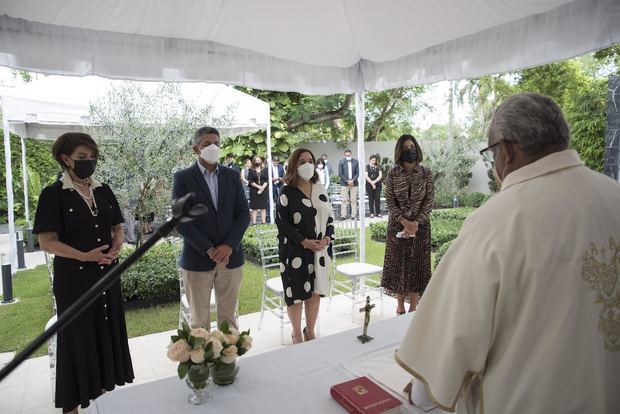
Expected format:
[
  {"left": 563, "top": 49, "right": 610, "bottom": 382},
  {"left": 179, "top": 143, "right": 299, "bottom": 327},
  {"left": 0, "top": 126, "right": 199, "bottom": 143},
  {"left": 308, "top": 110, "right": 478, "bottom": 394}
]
[
  {"left": 338, "top": 158, "right": 360, "bottom": 186},
  {"left": 172, "top": 162, "right": 250, "bottom": 271}
]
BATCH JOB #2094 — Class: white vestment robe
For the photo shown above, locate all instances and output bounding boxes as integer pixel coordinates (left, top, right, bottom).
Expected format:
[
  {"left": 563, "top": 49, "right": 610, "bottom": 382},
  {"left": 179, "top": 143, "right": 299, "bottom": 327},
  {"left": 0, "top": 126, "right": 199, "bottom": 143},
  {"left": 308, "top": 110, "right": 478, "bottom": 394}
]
[{"left": 396, "top": 150, "right": 620, "bottom": 413}]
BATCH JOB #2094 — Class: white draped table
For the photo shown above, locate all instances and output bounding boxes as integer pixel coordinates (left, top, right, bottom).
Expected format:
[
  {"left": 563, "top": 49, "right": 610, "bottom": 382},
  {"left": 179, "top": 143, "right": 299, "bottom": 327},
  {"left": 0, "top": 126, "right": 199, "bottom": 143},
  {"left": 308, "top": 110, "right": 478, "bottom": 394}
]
[{"left": 90, "top": 313, "right": 447, "bottom": 414}]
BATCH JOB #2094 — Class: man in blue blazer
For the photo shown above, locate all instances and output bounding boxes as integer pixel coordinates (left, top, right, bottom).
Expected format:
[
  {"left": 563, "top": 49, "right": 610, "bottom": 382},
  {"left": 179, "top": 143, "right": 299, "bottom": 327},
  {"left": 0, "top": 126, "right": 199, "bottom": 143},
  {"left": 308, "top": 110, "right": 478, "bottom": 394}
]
[
  {"left": 172, "top": 127, "right": 250, "bottom": 330},
  {"left": 338, "top": 149, "right": 360, "bottom": 220}
]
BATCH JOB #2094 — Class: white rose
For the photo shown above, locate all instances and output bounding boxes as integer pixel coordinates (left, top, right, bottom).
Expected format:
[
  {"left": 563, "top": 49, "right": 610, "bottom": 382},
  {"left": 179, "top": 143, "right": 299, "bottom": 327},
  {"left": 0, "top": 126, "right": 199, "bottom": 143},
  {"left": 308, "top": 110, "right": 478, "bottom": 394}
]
[
  {"left": 211, "top": 330, "right": 226, "bottom": 343},
  {"left": 190, "top": 347, "right": 205, "bottom": 364},
  {"left": 210, "top": 338, "right": 223, "bottom": 359},
  {"left": 224, "top": 333, "right": 239, "bottom": 346},
  {"left": 241, "top": 335, "right": 253, "bottom": 351},
  {"left": 166, "top": 339, "right": 191, "bottom": 363},
  {"left": 229, "top": 327, "right": 240, "bottom": 336},
  {"left": 221, "top": 345, "right": 238, "bottom": 364},
  {"left": 190, "top": 327, "right": 210, "bottom": 342}
]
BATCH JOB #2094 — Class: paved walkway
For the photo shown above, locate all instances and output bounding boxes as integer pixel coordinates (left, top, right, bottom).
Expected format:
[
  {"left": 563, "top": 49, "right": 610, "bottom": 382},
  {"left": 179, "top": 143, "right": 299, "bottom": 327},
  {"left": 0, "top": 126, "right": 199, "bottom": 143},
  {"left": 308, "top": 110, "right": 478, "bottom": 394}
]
[{"left": 0, "top": 293, "right": 399, "bottom": 414}]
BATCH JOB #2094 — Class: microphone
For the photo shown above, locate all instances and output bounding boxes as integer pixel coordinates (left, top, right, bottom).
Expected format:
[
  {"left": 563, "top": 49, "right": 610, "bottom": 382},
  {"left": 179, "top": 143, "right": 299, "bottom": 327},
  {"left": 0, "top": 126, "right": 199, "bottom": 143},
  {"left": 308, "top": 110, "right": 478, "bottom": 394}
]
[{"left": 171, "top": 192, "right": 208, "bottom": 223}]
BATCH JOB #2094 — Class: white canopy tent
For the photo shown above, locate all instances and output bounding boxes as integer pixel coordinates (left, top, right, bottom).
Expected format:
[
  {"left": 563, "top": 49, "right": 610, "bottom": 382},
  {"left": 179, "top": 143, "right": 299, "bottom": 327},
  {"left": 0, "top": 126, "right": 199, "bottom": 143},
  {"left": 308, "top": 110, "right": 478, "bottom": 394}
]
[
  {"left": 0, "top": 0, "right": 619, "bottom": 270},
  {"left": 1, "top": 76, "right": 269, "bottom": 273}
]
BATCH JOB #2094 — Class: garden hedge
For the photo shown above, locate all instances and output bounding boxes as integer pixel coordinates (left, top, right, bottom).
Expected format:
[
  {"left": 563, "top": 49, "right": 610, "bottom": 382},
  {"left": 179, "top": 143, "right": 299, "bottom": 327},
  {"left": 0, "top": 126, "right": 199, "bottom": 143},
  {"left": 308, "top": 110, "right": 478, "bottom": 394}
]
[{"left": 119, "top": 241, "right": 179, "bottom": 305}]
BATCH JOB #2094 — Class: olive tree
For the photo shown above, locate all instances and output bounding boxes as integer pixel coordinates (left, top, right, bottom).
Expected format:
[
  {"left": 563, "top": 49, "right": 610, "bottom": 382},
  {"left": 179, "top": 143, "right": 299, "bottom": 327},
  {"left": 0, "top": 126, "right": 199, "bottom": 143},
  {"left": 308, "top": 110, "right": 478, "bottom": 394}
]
[{"left": 89, "top": 82, "right": 232, "bottom": 245}]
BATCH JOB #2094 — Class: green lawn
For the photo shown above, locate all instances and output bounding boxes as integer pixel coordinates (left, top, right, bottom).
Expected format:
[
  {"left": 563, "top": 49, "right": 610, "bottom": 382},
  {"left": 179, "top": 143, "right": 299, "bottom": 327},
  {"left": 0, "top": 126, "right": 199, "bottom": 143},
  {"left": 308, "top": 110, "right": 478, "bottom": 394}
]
[{"left": 0, "top": 231, "right": 402, "bottom": 358}]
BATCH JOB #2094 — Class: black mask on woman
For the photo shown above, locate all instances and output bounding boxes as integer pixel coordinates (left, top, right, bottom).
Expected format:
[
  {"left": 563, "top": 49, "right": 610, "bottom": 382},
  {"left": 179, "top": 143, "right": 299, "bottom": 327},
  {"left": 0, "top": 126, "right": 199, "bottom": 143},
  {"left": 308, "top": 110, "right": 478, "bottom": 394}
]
[
  {"left": 72, "top": 159, "right": 97, "bottom": 179},
  {"left": 402, "top": 148, "right": 418, "bottom": 163}
]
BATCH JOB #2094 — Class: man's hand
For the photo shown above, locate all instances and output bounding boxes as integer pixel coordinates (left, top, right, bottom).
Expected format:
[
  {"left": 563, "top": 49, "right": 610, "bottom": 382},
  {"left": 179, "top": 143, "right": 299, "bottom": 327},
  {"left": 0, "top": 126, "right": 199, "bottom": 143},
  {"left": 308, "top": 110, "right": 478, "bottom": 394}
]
[
  {"left": 208, "top": 244, "right": 233, "bottom": 264},
  {"left": 347, "top": 180, "right": 353, "bottom": 187}
]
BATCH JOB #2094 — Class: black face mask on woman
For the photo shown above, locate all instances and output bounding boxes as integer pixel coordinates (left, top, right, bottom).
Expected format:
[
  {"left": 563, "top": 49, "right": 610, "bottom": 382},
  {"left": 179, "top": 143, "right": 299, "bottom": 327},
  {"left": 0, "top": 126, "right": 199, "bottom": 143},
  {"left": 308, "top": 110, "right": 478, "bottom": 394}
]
[
  {"left": 72, "top": 159, "right": 97, "bottom": 179},
  {"left": 402, "top": 148, "right": 418, "bottom": 163}
]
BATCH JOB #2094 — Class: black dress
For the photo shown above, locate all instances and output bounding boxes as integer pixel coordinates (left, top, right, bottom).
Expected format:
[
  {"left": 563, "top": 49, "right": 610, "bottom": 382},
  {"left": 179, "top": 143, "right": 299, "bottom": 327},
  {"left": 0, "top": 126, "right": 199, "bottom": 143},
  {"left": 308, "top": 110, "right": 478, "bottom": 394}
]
[
  {"left": 248, "top": 167, "right": 269, "bottom": 209},
  {"left": 33, "top": 179, "right": 134, "bottom": 412},
  {"left": 365, "top": 164, "right": 382, "bottom": 216}
]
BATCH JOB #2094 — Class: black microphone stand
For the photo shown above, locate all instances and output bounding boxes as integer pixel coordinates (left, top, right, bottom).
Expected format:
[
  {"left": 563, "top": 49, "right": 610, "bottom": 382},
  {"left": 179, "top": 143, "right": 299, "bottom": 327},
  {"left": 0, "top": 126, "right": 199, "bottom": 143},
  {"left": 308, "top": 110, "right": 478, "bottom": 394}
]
[{"left": 0, "top": 193, "right": 207, "bottom": 382}]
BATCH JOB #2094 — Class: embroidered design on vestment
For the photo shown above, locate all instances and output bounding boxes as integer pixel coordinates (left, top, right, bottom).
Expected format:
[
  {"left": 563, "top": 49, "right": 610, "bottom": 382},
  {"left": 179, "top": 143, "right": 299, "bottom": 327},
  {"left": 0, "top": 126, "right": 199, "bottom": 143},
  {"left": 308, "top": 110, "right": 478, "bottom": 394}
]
[{"left": 582, "top": 238, "right": 620, "bottom": 351}]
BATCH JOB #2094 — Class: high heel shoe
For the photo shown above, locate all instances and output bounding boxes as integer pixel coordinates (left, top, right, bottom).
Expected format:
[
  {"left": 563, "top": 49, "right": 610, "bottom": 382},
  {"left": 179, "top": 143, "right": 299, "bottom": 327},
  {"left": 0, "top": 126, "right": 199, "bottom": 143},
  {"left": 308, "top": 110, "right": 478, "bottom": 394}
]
[
  {"left": 303, "top": 327, "right": 311, "bottom": 342},
  {"left": 396, "top": 310, "right": 406, "bottom": 315}
]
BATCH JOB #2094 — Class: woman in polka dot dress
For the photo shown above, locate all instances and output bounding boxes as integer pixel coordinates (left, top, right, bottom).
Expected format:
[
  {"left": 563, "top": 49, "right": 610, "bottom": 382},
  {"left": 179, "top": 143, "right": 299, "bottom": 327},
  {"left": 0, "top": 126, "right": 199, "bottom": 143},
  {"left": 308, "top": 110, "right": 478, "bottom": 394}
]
[{"left": 276, "top": 148, "right": 335, "bottom": 344}]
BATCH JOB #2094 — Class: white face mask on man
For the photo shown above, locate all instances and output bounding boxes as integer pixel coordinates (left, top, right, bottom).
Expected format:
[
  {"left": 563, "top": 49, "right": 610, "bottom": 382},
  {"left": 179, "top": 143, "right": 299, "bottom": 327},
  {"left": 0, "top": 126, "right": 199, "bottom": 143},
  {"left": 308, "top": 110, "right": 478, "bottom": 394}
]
[
  {"left": 297, "top": 162, "right": 315, "bottom": 181},
  {"left": 200, "top": 144, "right": 220, "bottom": 164}
]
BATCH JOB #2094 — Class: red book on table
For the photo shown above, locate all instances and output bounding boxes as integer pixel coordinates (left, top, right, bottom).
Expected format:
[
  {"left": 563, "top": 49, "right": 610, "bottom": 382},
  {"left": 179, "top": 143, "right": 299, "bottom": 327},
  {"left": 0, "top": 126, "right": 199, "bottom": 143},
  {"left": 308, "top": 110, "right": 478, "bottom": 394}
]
[{"left": 330, "top": 376, "right": 402, "bottom": 414}]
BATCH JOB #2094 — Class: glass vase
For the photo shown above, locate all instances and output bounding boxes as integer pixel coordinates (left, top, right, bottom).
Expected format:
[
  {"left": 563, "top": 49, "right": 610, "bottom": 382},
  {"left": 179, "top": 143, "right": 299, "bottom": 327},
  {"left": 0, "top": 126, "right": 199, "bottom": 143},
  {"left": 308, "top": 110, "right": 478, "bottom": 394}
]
[
  {"left": 212, "top": 361, "right": 239, "bottom": 386},
  {"left": 185, "top": 364, "right": 212, "bottom": 405}
]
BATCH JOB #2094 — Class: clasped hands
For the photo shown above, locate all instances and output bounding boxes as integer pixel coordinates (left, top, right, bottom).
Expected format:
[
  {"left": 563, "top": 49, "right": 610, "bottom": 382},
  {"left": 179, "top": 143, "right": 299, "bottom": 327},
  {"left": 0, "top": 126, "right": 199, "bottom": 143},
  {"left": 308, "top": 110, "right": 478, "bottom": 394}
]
[
  {"left": 400, "top": 219, "right": 419, "bottom": 238},
  {"left": 82, "top": 243, "right": 122, "bottom": 265},
  {"left": 301, "top": 237, "right": 331, "bottom": 252},
  {"left": 208, "top": 244, "right": 233, "bottom": 266},
  {"left": 256, "top": 184, "right": 268, "bottom": 194}
]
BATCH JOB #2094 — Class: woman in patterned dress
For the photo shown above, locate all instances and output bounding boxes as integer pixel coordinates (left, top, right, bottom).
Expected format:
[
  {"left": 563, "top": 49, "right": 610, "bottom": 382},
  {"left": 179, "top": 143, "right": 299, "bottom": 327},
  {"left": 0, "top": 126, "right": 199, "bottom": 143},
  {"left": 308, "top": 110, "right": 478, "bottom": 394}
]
[
  {"left": 276, "top": 148, "right": 335, "bottom": 344},
  {"left": 381, "top": 134, "right": 434, "bottom": 314}
]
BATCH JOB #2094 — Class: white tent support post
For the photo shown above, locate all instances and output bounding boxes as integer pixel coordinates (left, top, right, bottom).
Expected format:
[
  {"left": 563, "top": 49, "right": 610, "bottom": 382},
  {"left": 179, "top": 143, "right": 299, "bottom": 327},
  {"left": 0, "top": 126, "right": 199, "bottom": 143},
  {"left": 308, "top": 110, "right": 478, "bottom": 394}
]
[
  {"left": 355, "top": 91, "right": 366, "bottom": 263},
  {"left": 266, "top": 121, "right": 274, "bottom": 224},
  {"left": 20, "top": 135, "right": 29, "bottom": 227},
  {"left": 2, "top": 100, "right": 17, "bottom": 274}
]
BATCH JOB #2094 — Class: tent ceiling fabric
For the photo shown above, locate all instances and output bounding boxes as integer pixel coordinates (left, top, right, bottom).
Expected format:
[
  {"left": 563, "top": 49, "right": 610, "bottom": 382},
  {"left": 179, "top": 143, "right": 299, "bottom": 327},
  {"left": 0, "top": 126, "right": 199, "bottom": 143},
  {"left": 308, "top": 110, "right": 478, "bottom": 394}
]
[{"left": 0, "top": 0, "right": 618, "bottom": 94}]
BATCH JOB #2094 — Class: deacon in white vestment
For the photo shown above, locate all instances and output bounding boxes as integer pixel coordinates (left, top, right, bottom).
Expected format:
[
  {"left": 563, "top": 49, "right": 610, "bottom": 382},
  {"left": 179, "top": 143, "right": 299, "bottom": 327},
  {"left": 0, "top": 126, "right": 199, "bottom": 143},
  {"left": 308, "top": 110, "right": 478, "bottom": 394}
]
[{"left": 395, "top": 92, "right": 620, "bottom": 414}]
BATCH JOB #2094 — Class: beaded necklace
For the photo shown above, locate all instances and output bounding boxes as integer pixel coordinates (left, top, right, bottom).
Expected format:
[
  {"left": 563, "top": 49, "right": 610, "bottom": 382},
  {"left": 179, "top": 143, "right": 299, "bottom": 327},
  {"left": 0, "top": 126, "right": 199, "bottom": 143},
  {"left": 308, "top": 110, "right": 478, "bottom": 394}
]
[{"left": 72, "top": 179, "right": 99, "bottom": 216}]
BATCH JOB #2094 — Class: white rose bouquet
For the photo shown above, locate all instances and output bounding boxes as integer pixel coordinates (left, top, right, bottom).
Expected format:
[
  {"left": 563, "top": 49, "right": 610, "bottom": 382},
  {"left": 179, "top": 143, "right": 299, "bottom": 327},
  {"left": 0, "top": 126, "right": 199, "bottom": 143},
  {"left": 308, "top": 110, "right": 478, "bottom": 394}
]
[
  {"left": 166, "top": 321, "right": 252, "bottom": 385},
  {"left": 211, "top": 320, "right": 252, "bottom": 366}
]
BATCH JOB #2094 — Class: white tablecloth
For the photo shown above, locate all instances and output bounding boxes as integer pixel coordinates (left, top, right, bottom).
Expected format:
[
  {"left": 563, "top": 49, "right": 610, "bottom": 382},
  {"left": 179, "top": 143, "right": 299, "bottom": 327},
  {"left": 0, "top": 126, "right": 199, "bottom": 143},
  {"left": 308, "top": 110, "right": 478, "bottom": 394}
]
[{"left": 90, "top": 313, "right": 447, "bottom": 414}]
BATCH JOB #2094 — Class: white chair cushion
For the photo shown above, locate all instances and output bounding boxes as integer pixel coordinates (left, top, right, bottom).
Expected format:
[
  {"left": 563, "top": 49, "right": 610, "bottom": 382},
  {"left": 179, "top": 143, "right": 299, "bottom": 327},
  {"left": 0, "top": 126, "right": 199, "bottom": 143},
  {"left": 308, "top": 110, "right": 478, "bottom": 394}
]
[
  {"left": 266, "top": 277, "right": 284, "bottom": 294},
  {"left": 45, "top": 315, "right": 57, "bottom": 330},
  {"left": 336, "top": 262, "right": 383, "bottom": 277}
]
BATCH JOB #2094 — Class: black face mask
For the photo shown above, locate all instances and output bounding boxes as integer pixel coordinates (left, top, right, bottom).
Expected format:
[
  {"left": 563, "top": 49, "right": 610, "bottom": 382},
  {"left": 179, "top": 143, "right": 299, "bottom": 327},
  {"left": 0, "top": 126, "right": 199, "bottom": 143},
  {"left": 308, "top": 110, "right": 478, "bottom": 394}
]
[
  {"left": 72, "top": 159, "right": 97, "bottom": 179},
  {"left": 402, "top": 148, "right": 418, "bottom": 163}
]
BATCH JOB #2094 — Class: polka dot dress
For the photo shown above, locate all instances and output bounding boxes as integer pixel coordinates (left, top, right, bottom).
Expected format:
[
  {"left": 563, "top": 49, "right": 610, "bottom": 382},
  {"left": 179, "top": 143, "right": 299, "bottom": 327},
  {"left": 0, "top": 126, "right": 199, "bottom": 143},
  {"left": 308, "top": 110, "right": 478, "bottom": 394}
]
[{"left": 275, "top": 183, "right": 334, "bottom": 306}]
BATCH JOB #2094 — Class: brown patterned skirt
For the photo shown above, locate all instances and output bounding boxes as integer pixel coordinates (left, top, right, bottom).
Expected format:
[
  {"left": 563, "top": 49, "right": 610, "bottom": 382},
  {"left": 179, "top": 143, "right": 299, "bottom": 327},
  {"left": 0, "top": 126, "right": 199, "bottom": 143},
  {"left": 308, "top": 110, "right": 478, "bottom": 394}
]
[{"left": 381, "top": 222, "right": 431, "bottom": 295}]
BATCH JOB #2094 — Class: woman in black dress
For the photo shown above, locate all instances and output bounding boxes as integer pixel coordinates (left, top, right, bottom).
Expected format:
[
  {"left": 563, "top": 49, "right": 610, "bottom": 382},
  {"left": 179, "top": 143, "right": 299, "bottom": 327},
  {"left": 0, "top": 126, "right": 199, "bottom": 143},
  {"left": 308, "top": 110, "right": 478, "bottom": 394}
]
[
  {"left": 33, "top": 133, "right": 134, "bottom": 413},
  {"left": 365, "top": 155, "right": 383, "bottom": 218},
  {"left": 248, "top": 155, "right": 269, "bottom": 224},
  {"left": 276, "top": 148, "right": 334, "bottom": 344}
]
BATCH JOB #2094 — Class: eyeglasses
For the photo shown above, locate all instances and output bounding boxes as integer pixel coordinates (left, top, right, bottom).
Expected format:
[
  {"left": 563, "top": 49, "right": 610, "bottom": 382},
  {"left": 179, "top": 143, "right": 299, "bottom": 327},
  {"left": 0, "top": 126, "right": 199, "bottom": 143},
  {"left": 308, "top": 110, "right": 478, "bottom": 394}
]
[{"left": 479, "top": 141, "right": 506, "bottom": 164}]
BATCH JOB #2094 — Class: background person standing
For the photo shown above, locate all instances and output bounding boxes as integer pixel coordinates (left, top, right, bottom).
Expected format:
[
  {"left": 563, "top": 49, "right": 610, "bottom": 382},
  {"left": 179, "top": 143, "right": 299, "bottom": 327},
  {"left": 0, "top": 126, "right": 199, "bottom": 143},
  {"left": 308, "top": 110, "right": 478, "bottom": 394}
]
[
  {"left": 365, "top": 154, "right": 383, "bottom": 218},
  {"left": 248, "top": 155, "right": 269, "bottom": 224},
  {"left": 337, "top": 149, "right": 359, "bottom": 220}
]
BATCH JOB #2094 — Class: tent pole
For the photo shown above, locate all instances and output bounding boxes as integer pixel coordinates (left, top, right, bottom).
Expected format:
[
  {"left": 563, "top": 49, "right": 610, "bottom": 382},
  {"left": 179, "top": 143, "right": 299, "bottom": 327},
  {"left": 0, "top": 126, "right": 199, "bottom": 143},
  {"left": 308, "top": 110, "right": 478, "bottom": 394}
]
[
  {"left": 20, "top": 135, "right": 29, "bottom": 227},
  {"left": 355, "top": 91, "right": 366, "bottom": 263},
  {"left": 266, "top": 120, "right": 274, "bottom": 224},
  {"left": 2, "top": 100, "right": 18, "bottom": 274}
]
